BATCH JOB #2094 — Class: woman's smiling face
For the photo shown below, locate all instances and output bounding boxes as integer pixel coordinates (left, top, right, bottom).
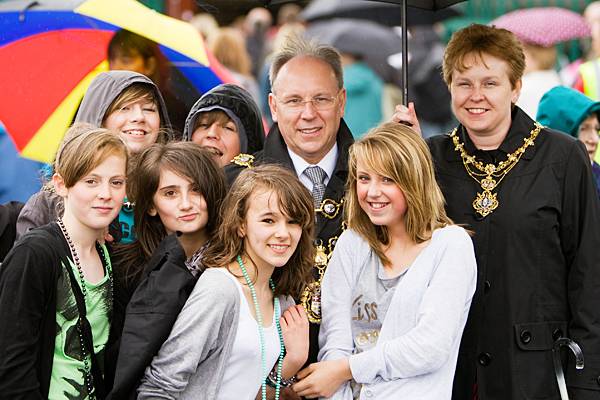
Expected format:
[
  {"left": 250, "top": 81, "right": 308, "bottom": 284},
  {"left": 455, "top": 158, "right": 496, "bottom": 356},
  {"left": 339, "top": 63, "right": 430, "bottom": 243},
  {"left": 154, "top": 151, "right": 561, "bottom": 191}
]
[{"left": 450, "top": 52, "right": 521, "bottom": 141}]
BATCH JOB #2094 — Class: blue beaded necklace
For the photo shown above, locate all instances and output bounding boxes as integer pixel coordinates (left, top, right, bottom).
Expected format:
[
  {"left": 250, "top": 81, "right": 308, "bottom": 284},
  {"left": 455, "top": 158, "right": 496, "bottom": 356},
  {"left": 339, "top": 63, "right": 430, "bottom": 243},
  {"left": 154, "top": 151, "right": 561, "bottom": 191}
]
[{"left": 236, "top": 255, "right": 285, "bottom": 400}]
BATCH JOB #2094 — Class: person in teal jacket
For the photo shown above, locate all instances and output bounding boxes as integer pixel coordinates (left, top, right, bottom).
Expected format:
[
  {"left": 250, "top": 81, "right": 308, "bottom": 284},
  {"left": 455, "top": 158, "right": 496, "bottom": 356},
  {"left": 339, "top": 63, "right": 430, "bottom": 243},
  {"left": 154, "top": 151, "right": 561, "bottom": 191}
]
[
  {"left": 342, "top": 57, "right": 383, "bottom": 138},
  {"left": 537, "top": 86, "right": 600, "bottom": 197}
]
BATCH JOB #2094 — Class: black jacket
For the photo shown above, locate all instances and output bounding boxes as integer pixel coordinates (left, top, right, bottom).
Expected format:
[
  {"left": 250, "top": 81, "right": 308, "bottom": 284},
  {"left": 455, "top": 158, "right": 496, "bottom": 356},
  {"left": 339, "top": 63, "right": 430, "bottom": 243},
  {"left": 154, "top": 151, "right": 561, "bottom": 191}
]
[
  {"left": 108, "top": 234, "right": 198, "bottom": 400},
  {"left": 0, "top": 201, "right": 23, "bottom": 262},
  {"left": 0, "top": 223, "right": 115, "bottom": 399},
  {"left": 428, "top": 107, "right": 600, "bottom": 399},
  {"left": 226, "top": 119, "right": 354, "bottom": 363}
]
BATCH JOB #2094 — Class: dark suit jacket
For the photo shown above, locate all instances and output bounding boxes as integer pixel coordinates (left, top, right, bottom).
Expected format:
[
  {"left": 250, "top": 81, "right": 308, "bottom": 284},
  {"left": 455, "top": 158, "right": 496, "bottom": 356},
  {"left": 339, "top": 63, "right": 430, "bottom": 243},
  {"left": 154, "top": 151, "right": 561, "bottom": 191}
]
[{"left": 226, "top": 119, "right": 354, "bottom": 363}]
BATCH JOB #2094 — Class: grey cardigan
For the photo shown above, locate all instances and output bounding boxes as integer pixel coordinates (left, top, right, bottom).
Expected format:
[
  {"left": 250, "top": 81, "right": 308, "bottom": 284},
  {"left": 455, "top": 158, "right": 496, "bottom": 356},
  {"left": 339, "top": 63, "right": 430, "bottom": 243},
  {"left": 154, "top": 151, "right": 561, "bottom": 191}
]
[
  {"left": 319, "top": 226, "right": 477, "bottom": 399},
  {"left": 137, "top": 268, "right": 295, "bottom": 399}
]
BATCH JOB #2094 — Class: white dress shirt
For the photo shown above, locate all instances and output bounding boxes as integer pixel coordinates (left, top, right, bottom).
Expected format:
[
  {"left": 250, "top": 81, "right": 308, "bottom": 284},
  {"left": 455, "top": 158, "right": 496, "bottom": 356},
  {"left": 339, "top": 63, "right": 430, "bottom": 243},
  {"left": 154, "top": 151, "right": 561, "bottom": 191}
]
[{"left": 287, "top": 144, "right": 338, "bottom": 191}]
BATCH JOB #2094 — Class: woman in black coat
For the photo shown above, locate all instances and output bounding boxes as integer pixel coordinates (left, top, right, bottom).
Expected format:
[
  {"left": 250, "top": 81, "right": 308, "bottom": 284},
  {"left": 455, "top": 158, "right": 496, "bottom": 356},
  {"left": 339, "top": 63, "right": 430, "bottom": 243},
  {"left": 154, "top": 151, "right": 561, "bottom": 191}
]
[{"left": 394, "top": 24, "right": 600, "bottom": 400}]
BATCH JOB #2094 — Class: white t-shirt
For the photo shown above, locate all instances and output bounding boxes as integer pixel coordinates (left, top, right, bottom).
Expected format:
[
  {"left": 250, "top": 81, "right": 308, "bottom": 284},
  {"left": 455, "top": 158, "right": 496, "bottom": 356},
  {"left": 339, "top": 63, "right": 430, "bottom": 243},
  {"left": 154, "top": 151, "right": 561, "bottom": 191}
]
[{"left": 218, "top": 269, "right": 282, "bottom": 400}]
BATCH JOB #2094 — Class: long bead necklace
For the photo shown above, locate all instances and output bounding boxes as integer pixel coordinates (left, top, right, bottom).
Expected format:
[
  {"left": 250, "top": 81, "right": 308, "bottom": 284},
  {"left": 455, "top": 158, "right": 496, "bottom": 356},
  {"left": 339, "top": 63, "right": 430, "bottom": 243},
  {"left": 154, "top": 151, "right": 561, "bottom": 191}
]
[
  {"left": 57, "top": 218, "right": 113, "bottom": 399},
  {"left": 236, "top": 255, "right": 284, "bottom": 400},
  {"left": 450, "top": 122, "right": 542, "bottom": 218}
]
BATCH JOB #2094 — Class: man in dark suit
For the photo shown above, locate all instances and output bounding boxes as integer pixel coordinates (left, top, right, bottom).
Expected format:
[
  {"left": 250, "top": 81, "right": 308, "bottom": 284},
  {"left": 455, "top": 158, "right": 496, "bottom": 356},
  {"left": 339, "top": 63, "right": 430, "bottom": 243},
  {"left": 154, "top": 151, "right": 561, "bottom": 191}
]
[{"left": 227, "top": 36, "right": 354, "bottom": 366}]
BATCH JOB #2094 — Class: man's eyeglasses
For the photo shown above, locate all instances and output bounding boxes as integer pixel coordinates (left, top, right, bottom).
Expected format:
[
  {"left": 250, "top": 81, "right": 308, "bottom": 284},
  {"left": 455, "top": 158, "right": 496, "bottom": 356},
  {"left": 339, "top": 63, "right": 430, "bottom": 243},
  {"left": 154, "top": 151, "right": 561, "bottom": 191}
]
[{"left": 274, "top": 93, "right": 339, "bottom": 112}]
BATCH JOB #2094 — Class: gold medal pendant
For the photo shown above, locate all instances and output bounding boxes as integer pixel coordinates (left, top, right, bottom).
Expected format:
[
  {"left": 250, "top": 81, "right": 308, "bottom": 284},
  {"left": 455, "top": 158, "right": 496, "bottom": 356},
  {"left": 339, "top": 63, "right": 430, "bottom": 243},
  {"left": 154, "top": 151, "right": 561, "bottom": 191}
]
[
  {"left": 300, "top": 281, "right": 322, "bottom": 323},
  {"left": 473, "top": 190, "right": 499, "bottom": 217},
  {"left": 314, "top": 242, "right": 328, "bottom": 267},
  {"left": 300, "top": 240, "right": 330, "bottom": 324}
]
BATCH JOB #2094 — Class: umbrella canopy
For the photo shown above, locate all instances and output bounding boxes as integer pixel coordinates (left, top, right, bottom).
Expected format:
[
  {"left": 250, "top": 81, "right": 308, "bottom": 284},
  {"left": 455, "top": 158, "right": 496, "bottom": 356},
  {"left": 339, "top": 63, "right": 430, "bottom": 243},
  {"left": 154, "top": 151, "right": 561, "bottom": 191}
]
[
  {"left": 300, "top": 0, "right": 460, "bottom": 27},
  {"left": 491, "top": 7, "right": 591, "bottom": 47},
  {"left": 306, "top": 19, "right": 402, "bottom": 85},
  {"left": 287, "top": 0, "right": 465, "bottom": 104},
  {"left": 0, "top": 0, "right": 230, "bottom": 163},
  {"left": 375, "top": 0, "right": 463, "bottom": 8}
]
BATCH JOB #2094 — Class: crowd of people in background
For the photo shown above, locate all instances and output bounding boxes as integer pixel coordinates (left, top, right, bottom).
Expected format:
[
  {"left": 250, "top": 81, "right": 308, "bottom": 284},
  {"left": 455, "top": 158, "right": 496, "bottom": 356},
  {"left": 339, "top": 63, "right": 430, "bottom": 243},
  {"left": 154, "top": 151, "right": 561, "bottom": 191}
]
[{"left": 0, "top": 1, "right": 600, "bottom": 400}]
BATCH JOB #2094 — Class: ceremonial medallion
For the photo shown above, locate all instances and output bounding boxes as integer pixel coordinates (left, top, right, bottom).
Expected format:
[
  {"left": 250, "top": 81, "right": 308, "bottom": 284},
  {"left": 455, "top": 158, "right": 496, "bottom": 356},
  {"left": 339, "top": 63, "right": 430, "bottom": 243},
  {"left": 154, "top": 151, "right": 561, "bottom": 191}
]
[
  {"left": 231, "top": 153, "right": 255, "bottom": 168},
  {"left": 300, "top": 281, "right": 322, "bottom": 323},
  {"left": 473, "top": 190, "right": 498, "bottom": 217},
  {"left": 450, "top": 122, "right": 542, "bottom": 218},
  {"left": 315, "top": 198, "right": 342, "bottom": 219}
]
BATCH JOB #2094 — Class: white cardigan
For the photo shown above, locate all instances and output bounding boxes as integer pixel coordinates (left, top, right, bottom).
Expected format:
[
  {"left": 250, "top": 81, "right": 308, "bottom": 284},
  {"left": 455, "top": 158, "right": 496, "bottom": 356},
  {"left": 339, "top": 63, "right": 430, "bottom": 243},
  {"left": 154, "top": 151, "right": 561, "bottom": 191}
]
[{"left": 318, "top": 226, "right": 477, "bottom": 399}]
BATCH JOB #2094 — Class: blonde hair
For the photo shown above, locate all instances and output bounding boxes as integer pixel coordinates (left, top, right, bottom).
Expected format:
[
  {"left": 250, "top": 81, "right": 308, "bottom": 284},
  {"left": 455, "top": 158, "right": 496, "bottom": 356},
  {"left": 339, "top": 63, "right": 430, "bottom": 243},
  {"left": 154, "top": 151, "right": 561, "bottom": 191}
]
[
  {"left": 55, "top": 125, "right": 128, "bottom": 188},
  {"left": 346, "top": 122, "right": 452, "bottom": 265},
  {"left": 202, "top": 164, "right": 314, "bottom": 298},
  {"left": 523, "top": 43, "right": 557, "bottom": 71},
  {"left": 210, "top": 28, "right": 252, "bottom": 76}
]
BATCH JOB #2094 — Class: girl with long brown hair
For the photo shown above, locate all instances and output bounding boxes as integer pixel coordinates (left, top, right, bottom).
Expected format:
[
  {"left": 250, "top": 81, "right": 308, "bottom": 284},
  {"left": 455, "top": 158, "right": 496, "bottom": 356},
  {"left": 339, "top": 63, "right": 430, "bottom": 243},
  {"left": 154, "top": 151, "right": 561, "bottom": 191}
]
[
  {"left": 138, "top": 165, "right": 314, "bottom": 400},
  {"left": 109, "top": 142, "right": 226, "bottom": 399}
]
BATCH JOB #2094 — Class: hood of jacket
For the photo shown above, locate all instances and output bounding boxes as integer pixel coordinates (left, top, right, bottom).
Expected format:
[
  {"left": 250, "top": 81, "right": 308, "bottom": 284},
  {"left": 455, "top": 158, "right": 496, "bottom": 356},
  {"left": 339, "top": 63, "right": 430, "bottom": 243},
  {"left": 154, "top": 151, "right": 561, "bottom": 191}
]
[
  {"left": 74, "top": 70, "right": 171, "bottom": 130},
  {"left": 536, "top": 86, "right": 600, "bottom": 137},
  {"left": 182, "top": 83, "right": 264, "bottom": 154}
]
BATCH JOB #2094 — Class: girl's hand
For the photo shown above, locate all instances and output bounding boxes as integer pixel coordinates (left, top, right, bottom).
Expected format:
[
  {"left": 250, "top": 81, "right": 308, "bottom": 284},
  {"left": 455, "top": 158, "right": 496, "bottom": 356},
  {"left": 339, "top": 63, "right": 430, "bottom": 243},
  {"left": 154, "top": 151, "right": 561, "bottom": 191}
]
[
  {"left": 292, "top": 359, "right": 352, "bottom": 398},
  {"left": 391, "top": 102, "right": 422, "bottom": 136},
  {"left": 280, "top": 305, "right": 309, "bottom": 372}
]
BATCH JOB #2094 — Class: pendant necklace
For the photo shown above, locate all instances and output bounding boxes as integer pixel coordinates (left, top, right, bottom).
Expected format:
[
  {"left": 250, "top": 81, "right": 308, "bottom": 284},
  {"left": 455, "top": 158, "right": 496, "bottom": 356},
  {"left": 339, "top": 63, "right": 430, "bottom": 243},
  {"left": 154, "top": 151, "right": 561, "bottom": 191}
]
[
  {"left": 236, "top": 255, "right": 284, "bottom": 400},
  {"left": 57, "top": 218, "right": 113, "bottom": 399},
  {"left": 450, "top": 122, "right": 542, "bottom": 218}
]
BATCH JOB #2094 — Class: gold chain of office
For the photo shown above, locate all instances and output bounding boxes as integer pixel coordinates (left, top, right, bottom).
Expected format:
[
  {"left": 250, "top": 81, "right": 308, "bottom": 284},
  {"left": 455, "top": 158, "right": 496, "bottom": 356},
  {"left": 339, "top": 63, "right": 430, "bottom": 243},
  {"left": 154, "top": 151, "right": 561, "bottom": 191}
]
[{"left": 450, "top": 122, "right": 543, "bottom": 218}]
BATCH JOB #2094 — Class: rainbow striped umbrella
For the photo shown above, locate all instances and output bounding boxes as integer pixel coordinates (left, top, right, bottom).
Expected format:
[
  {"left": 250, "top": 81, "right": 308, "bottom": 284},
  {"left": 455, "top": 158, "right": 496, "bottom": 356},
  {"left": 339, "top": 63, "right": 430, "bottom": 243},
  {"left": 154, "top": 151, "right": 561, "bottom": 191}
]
[{"left": 0, "top": 0, "right": 231, "bottom": 163}]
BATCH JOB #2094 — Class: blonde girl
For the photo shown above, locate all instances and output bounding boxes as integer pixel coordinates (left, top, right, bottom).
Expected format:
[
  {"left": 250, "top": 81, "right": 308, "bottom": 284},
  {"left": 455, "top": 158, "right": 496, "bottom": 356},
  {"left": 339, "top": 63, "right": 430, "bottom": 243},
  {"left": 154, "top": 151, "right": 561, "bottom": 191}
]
[{"left": 294, "top": 123, "right": 477, "bottom": 399}]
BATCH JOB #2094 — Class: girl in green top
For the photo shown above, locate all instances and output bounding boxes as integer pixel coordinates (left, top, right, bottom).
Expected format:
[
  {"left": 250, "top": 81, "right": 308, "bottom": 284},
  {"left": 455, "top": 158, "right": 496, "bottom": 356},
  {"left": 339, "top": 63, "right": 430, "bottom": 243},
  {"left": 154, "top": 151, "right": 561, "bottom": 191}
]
[{"left": 0, "top": 125, "right": 128, "bottom": 399}]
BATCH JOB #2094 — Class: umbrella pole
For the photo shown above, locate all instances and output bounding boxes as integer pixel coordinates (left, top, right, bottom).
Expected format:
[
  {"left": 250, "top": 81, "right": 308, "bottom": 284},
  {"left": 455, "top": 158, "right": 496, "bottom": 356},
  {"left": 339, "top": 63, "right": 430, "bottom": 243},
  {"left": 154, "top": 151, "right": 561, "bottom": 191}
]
[{"left": 402, "top": 0, "right": 408, "bottom": 106}]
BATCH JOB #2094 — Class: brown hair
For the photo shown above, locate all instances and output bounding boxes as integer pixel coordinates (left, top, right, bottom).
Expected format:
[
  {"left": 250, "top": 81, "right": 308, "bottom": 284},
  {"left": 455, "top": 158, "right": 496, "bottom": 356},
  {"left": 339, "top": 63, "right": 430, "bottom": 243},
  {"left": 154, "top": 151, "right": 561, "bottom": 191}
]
[
  {"left": 108, "top": 29, "right": 163, "bottom": 84},
  {"left": 115, "top": 142, "right": 227, "bottom": 285},
  {"left": 443, "top": 24, "right": 525, "bottom": 89},
  {"left": 346, "top": 122, "right": 452, "bottom": 266},
  {"left": 55, "top": 125, "right": 128, "bottom": 188},
  {"left": 202, "top": 164, "right": 314, "bottom": 298},
  {"left": 102, "top": 83, "right": 170, "bottom": 144},
  {"left": 269, "top": 35, "right": 343, "bottom": 91}
]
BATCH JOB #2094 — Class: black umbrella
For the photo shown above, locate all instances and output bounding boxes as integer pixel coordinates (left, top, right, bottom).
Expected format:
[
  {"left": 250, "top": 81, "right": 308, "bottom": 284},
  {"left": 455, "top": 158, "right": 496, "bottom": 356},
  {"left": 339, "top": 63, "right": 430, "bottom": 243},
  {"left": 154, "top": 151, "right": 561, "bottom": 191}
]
[
  {"left": 299, "top": 0, "right": 459, "bottom": 27},
  {"left": 269, "top": 0, "right": 465, "bottom": 105},
  {"left": 305, "top": 19, "right": 403, "bottom": 85},
  {"left": 386, "top": 0, "right": 465, "bottom": 104}
]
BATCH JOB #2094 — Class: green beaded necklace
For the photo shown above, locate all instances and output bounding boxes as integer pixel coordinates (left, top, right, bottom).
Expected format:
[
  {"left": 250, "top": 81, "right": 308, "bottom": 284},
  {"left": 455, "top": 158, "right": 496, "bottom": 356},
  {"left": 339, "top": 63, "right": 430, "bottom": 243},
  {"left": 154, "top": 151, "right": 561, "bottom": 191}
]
[{"left": 236, "top": 255, "right": 285, "bottom": 400}]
